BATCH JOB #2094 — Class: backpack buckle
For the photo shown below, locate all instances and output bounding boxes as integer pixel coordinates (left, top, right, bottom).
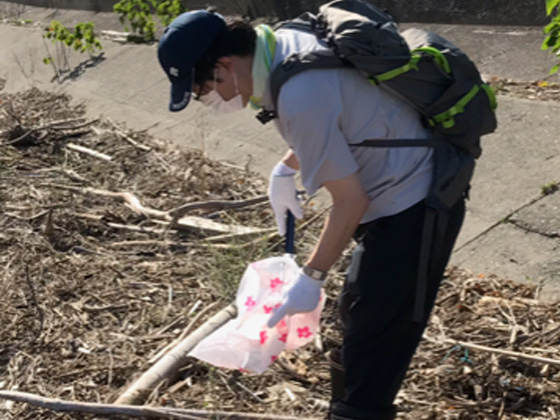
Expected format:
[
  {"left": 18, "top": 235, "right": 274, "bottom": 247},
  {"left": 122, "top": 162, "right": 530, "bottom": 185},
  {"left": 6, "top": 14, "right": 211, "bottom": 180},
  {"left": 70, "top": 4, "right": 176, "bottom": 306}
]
[
  {"left": 256, "top": 109, "right": 277, "bottom": 124},
  {"left": 282, "top": 54, "right": 300, "bottom": 71}
]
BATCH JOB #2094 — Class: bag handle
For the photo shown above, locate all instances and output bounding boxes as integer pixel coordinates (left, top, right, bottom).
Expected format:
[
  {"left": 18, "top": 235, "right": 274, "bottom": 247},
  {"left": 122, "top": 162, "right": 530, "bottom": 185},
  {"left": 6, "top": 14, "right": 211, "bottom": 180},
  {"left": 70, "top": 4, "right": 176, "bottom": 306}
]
[{"left": 285, "top": 210, "right": 295, "bottom": 254}]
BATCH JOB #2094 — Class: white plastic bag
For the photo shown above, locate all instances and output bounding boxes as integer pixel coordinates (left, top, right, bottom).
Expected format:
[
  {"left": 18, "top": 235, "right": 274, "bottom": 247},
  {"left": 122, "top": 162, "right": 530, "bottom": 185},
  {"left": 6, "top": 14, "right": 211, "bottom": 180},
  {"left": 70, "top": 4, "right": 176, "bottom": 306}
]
[{"left": 189, "top": 254, "right": 325, "bottom": 373}]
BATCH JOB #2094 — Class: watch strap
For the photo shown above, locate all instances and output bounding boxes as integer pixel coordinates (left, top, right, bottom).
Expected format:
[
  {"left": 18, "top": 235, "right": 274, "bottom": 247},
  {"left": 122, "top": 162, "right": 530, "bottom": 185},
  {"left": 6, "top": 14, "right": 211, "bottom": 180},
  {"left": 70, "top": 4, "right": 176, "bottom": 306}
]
[{"left": 302, "top": 265, "right": 327, "bottom": 281}]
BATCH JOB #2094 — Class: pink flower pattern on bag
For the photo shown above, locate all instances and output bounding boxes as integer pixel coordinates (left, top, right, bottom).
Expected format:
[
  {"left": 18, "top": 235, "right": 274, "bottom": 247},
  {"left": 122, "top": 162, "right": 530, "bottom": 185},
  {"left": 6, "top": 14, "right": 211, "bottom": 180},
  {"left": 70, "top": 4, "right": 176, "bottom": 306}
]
[
  {"left": 269, "top": 277, "right": 283, "bottom": 289},
  {"left": 297, "top": 327, "right": 312, "bottom": 339},
  {"left": 189, "top": 255, "right": 325, "bottom": 373},
  {"left": 245, "top": 296, "right": 256, "bottom": 308}
]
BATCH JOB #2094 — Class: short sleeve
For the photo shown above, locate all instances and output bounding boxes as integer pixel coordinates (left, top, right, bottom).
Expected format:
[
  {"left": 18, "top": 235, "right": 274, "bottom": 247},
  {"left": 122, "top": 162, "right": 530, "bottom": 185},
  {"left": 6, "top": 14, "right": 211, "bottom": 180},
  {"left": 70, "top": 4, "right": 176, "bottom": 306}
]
[{"left": 276, "top": 71, "right": 359, "bottom": 195}]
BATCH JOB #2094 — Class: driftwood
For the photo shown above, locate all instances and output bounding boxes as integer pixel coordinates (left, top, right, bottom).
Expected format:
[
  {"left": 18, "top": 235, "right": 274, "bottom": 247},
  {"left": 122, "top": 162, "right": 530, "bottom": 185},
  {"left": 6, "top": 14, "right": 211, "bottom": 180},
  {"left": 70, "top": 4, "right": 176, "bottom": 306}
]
[
  {"left": 46, "top": 185, "right": 269, "bottom": 236},
  {"left": 169, "top": 195, "right": 268, "bottom": 220},
  {"left": 0, "top": 390, "right": 315, "bottom": 420},
  {"left": 115, "top": 303, "right": 238, "bottom": 405},
  {"left": 151, "top": 218, "right": 269, "bottom": 236},
  {"left": 67, "top": 143, "right": 113, "bottom": 161}
]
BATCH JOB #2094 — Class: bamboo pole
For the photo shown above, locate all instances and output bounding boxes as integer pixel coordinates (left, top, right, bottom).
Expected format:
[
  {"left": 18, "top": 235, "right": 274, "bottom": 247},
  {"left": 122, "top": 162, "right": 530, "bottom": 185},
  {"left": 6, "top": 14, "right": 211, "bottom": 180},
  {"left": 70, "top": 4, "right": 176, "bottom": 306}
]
[
  {"left": 0, "top": 390, "right": 315, "bottom": 420},
  {"left": 115, "top": 303, "right": 238, "bottom": 405}
]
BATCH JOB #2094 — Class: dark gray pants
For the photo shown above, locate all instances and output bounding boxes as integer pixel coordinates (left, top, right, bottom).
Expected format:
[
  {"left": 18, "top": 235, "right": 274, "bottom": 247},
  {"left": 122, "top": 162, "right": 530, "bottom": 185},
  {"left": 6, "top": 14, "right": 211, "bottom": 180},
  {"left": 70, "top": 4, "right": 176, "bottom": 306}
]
[{"left": 331, "top": 198, "right": 466, "bottom": 420}]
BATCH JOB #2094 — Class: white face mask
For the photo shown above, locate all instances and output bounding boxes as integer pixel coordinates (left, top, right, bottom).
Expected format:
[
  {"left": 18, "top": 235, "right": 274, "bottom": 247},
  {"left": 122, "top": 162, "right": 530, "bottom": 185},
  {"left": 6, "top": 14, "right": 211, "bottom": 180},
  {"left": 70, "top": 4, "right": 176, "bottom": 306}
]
[{"left": 200, "top": 69, "right": 244, "bottom": 113}]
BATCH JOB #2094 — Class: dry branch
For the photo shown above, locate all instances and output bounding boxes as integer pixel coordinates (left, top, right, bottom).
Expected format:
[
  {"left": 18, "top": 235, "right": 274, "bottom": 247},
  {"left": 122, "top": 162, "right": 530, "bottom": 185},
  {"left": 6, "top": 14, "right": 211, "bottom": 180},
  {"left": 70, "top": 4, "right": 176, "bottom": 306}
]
[
  {"left": 440, "top": 338, "right": 560, "bottom": 367},
  {"left": 48, "top": 184, "right": 167, "bottom": 219},
  {"left": 66, "top": 143, "right": 113, "bottom": 161},
  {"left": 202, "top": 228, "right": 277, "bottom": 243},
  {"left": 115, "top": 303, "right": 238, "bottom": 406},
  {"left": 49, "top": 185, "right": 268, "bottom": 235},
  {"left": 0, "top": 390, "right": 315, "bottom": 420},
  {"left": 156, "top": 217, "right": 269, "bottom": 236},
  {"left": 109, "top": 239, "right": 189, "bottom": 248},
  {"left": 170, "top": 195, "right": 269, "bottom": 218},
  {"left": 107, "top": 119, "right": 152, "bottom": 151},
  {"left": 50, "top": 118, "right": 99, "bottom": 131},
  {"left": 2, "top": 117, "right": 89, "bottom": 145},
  {"left": 6, "top": 88, "right": 560, "bottom": 420}
]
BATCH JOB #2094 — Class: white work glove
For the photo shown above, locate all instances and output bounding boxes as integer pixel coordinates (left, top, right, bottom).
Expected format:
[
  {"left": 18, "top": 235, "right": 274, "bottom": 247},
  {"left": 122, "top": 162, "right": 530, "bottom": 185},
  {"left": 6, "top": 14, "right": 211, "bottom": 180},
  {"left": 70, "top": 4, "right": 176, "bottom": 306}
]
[
  {"left": 268, "top": 162, "right": 303, "bottom": 236},
  {"left": 267, "top": 270, "right": 323, "bottom": 328}
]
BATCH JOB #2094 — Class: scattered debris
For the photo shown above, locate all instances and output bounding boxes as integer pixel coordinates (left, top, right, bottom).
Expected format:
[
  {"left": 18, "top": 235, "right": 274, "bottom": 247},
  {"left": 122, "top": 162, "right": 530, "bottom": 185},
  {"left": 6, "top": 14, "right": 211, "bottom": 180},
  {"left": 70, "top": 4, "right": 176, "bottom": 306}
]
[
  {"left": 1, "top": 88, "right": 559, "bottom": 420},
  {"left": 488, "top": 77, "right": 560, "bottom": 102}
]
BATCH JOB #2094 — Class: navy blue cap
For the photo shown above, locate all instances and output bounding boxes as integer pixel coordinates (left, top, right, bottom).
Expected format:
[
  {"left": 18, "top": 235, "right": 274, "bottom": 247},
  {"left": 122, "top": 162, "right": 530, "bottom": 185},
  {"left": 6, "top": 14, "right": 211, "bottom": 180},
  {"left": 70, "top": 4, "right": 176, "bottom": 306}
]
[{"left": 158, "top": 10, "right": 226, "bottom": 112}]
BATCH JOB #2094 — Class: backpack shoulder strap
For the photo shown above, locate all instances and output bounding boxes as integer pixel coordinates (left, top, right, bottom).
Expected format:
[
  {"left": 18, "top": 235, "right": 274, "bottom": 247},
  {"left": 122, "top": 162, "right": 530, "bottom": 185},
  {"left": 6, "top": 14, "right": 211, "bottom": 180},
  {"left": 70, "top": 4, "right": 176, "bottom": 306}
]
[
  {"left": 273, "top": 12, "right": 317, "bottom": 33},
  {"left": 357, "top": 138, "right": 437, "bottom": 148},
  {"left": 257, "top": 50, "right": 349, "bottom": 124}
]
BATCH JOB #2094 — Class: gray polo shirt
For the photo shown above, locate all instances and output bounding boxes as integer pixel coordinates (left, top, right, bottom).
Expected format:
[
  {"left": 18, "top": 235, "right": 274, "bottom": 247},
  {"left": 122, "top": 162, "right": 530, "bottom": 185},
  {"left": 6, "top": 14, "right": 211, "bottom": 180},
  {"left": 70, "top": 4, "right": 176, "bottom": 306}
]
[{"left": 262, "top": 28, "right": 433, "bottom": 224}]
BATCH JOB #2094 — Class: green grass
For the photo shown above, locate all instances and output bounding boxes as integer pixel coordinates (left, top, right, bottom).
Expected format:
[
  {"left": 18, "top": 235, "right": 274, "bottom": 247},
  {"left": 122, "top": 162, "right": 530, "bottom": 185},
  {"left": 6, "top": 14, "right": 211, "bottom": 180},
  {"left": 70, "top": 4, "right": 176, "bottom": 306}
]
[{"left": 541, "top": 181, "right": 559, "bottom": 196}]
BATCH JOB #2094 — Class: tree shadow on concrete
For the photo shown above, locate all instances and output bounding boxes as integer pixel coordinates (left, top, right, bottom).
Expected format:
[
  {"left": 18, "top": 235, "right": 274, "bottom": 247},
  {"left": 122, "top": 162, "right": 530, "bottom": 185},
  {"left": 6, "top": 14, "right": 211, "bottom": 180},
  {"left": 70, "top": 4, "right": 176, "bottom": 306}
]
[{"left": 50, "top": 53, "right": 106, "bottom": 84}]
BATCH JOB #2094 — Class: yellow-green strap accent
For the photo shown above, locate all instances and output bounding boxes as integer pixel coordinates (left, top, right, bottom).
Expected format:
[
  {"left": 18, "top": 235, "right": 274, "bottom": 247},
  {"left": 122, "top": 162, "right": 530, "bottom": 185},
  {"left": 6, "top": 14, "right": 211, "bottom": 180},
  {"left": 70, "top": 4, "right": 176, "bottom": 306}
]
[
  {"left": 412, "top": 46, "right": 451, "bottom": 74},
  {"left": 368, "top": 54, "right": 422, "bottom": 85},
  {"left": 249, "top": 24, "right": 277, "bottom": 110},
  {"left": 481, "top": 83, "right": 498, "bottom": 111},
  {"left": 260, "top": 24, "right": 276, "bottom": 71},
  {"left": 429, "top": 84, "right": 480, "bottom": 129}
]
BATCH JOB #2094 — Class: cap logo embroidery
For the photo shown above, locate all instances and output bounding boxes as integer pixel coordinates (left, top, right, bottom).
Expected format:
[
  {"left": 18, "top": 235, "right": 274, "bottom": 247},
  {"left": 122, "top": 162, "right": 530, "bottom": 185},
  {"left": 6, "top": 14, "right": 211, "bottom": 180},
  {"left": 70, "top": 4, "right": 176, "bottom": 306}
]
[
  {"left": 171, "top": 91, "right": 190, "bottom": 110},
  {"left": 170, "top": 67, "right": 179, "bottom": 77}
]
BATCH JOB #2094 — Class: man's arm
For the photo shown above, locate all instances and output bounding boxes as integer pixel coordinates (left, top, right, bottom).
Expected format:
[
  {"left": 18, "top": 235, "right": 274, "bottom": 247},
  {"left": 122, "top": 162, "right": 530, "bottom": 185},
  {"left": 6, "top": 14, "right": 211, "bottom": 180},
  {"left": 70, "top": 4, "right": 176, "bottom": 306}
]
[
  {"left": 281, "top": 149, "right": 300, "bottom": 171},
  {"left": 266, "top": 171, "right": 369, "bottom": 327},
  {"left": 305, "top": 172, "right": 370, "bottom": 272}
]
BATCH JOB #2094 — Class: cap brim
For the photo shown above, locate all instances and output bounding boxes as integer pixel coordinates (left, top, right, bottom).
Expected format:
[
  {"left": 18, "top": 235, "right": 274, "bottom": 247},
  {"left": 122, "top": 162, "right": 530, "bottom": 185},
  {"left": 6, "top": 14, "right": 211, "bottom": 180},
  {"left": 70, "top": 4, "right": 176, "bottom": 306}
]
[{"left": 169, "top": 71, "right": 193, "bottom": 112}]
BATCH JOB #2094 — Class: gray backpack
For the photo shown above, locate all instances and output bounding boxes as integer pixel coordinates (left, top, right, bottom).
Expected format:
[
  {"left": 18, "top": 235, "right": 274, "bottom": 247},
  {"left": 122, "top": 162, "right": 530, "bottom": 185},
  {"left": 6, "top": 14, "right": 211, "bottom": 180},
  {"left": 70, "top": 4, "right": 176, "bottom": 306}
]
[
  {"left": 258, "top": 0, "right": 497, "bottom": 207},
  {"left": 257, "top": 0, "right": 498, "bottom": 321}
]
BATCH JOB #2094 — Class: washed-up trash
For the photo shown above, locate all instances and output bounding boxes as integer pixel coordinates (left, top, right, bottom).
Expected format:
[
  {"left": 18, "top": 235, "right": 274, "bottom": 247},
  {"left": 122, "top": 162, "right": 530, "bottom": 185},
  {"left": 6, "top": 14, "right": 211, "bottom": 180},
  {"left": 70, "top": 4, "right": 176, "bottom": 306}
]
[{"left": 189, "top": 213, "right": 325, "bottom": 373}]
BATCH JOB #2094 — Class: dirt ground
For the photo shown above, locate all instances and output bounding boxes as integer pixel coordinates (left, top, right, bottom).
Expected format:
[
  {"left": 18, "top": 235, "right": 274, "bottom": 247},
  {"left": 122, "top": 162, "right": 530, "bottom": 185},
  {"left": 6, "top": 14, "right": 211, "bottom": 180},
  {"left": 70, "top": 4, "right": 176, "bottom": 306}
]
[
  {"left": 488, "top": 77, "right": 560, "bottom": 102},
  {"left": 1, "top": 86, "right": 560, "bottom": 420}
]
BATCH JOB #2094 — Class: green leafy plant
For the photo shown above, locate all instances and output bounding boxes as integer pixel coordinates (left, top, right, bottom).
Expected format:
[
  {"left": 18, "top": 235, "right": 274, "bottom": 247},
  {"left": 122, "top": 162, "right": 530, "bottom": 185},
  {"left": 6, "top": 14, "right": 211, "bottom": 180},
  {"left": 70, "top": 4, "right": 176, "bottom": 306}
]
[
  {"left": 3, "top": 18, "right": 33, "bottom": 26},
  {"left": 541, "top": 181, "right": 559, "bottom": 195},
  {"left": 42, "top": 21, "right": 103, "bottom": 79},
  {"left": 542, "top": 0, "right": 560, "bottom": 74},
  {"left": 113, "top": 0, "right": 185, "bottom": 42},
  {"left": 114, "top": 0, "right": 157, "bottom": 41},
  {"left": 156, "top": 0, "right": 185, "bottom": 27}
]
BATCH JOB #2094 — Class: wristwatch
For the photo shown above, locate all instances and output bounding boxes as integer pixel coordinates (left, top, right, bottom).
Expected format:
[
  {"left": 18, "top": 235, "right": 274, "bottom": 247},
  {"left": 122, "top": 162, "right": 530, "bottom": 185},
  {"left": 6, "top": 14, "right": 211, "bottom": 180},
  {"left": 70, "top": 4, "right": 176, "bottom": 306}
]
[{"left": 302, "top": 265, "right": 328, "bottom": 281}]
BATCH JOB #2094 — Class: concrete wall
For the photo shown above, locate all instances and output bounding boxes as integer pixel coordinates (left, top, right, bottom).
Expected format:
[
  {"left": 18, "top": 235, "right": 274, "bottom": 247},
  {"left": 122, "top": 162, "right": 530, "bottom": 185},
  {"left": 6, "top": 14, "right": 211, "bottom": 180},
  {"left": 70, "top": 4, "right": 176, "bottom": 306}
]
[
  {"left": 1, "top": 0, "right": 550, "bottom": 25},
  {"left": 295, "top": 0, "right": 548, "bottom": 26}
]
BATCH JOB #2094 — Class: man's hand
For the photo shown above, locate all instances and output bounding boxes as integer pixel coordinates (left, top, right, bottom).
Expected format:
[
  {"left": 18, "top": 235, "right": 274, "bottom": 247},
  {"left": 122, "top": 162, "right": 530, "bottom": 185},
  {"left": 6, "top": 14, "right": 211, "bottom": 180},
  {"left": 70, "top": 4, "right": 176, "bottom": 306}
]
[
  {"left": 268, "top": 164, "right": 303, "bottom": 236},
  {"left": 267, "top": 270, "right": 322, "bottom": 328}
]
